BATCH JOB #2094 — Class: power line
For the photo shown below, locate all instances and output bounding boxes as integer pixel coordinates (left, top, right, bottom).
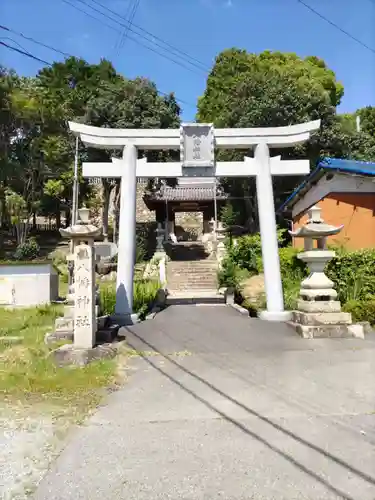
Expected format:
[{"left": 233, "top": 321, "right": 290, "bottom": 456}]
[
  {"left": 1, "top": 41, "right": 51, "bottom": 65},
  {"left": 65, "top": 0, "right": 207, "bottom": 74},
  {"left": 117, "top": 0, "right": 141, "bottom": 53},
  {"left": 0, "top": 31, "right": 195, "bottom": 107},
  {"left": 88, "top": 0, "right": 209, "bottom": 71},
  {"left": 0, "top": 24, "right": 72, "bottom": 57},
  {"left": 296, "top": 0, "right": 375, "bottom": 54},
  {"left": 0, "top": 36, "right": 33, "bottom": 56}
]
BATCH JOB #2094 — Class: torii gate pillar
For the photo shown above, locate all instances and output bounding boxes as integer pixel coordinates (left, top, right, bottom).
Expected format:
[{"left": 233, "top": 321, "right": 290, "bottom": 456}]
[{"left": 114, "top": 144, "right": 138, "bottom": 323}]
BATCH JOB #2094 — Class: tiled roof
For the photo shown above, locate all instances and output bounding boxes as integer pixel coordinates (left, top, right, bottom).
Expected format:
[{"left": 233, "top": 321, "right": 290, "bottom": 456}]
[
  {"left": 146, "top": 185, "right": 228, "bottom": 202},
  {"left": 278, "top": 157, "right": 375, "bottom": 213}
]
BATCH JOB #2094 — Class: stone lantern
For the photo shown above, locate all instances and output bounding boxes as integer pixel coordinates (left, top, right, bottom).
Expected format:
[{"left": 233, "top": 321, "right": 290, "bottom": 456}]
[{"left": 289, "top": 205, "right": 363, "bottom": 339}]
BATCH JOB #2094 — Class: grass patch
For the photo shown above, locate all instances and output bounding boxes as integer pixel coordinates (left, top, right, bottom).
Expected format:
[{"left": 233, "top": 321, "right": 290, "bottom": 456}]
[
  {"left": 0, "top": 305, "right": 117, "bottom": 414},
  {"left": 100, "top": 279, "right": 160, "bottom": 320}
]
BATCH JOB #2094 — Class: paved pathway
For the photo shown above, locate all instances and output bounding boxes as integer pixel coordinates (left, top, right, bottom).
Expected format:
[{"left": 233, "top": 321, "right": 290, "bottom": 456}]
[{"left": 35, "top": 305, "right": 375, "bottom": 500}]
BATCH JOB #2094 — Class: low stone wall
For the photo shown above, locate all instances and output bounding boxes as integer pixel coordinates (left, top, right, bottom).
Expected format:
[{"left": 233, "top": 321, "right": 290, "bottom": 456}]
[{"left": 0, "top": 262, "right": 58, "bottom": 307}]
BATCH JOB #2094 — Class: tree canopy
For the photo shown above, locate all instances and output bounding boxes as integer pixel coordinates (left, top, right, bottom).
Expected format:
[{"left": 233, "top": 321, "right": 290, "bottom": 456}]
[
  {"left": 0, "top": 57, "right": 181, "bottom": 238},
  {"left": 197, "top": 48, "right": 375, "bottom": 229}
]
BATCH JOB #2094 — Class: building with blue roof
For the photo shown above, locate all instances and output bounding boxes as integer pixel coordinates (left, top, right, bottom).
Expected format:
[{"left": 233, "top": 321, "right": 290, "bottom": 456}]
[{"left": 278, "top": 157, "right": 375, "bottom": 249}]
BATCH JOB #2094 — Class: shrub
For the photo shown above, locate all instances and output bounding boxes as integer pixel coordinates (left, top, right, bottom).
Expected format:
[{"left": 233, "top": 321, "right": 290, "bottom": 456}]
[
  {"left": 218, "top": 258, "right": 250, "bottom": 288},
  {"left": 227, "top": 234, "right": 262, "bottom": 275},
  {"left": 342, "top": 299, "right": 375, "bottom": 325},
  {"left": 13, "top": 237, "right": 40, "bottom": 261},
  {"left": 228, "top": 229, "right": 286, "bottom": 275},
  {"left": 257, "top": 246, "right": 307, "bottom": 282},
  {"left": 326, "top": 249, "right": 375, "bottom": 303},
  {"left": 135, "top": 233, "right": 147, "bottom": 264}
]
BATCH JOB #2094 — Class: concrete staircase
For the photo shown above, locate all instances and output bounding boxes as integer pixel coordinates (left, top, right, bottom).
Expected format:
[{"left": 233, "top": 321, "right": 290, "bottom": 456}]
[{"left": 166, "top": 243, "right": 225, "bottom": 305}]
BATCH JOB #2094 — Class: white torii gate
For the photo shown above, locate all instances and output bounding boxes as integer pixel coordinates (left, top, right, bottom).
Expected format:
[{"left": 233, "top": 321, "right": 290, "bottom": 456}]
[{"left": 69, "top": 120, "right": 320, "bottom": 324}]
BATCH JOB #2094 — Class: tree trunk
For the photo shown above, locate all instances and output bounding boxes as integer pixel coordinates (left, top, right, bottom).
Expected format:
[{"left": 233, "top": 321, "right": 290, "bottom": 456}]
[
  {"left": 112, "top": 181, "right": 121, "bottom": 244},
  {"left": 55, "top": 206, "right": 61, "bottom": 229},
  {"left": 101, "top": 180, "right": 111, "bottom": 242}
]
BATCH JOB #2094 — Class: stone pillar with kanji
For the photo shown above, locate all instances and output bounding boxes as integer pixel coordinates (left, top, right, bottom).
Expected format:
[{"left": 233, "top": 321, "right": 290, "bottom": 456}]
[{"left": 74, "top": 243, "right": 97, "bottom": 348}]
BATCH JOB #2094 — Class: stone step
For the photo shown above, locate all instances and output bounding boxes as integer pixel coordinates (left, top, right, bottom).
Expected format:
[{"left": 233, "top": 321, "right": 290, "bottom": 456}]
[
  {"left": 166, "top": 291, "right": 225, "bottom": 306},
  {"left": 290, "top": 322, "right": 364, "bottom": 339}
]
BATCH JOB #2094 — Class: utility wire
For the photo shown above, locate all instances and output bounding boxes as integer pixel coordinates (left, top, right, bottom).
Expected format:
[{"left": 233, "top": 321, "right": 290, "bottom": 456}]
[
  {"left": 0, "top": 24, "right": 72, "bottom": 57},
  {"left": 67, "top": 0, "right": 207, "bottom": 74},
  {"left": 0, "top": 41, "right": 51, "bottom": 65},
  {"left": 0, "top": 32, "right": 194, "bottom": 107},
  {"left": 88, "top": 0, "right": 209, "bottom": 71},
  {"left": 0, "top": 36, "right": 33, "bottom": 56},
  {"left": 296, "top": 0, "right": 375, "bottom": 54},
  {"left": 117, "top": 0, "right": 141, "bottom": 53}
]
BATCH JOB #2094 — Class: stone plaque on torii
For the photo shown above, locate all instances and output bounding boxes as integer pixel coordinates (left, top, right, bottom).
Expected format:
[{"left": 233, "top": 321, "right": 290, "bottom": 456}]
[{"left": 69, "top": 119, "right": 321, "bottom": 325}]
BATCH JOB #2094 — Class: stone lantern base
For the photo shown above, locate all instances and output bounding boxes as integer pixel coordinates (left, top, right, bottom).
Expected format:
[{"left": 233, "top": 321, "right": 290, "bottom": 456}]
[{"left": 290, "top": 299, "right": 364, "bottom": 339}]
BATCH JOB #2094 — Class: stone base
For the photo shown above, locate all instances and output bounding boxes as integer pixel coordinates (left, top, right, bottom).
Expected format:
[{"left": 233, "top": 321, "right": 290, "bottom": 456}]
[
  {"left": 46, "top": 316, "right": 119, "bottom": 346},
  {"left": 45, "top": 330, "right": 74, "bottom": 346},
  {"left": 55, "top": 317, "right": 73, "bottom": 332},
  {"left": 258, "top": 310, "right": 293, "bottom": 322},
  {"left": 51, "top": 343, "right": 121, "bottom": 367},
  {"left": 96, "top": 324, "right": 120, "bottom": 343},
  {"left": 297, "top": 300, "right": 342, "bottom": 313},
  {"left": 292, "top": 311, "right": 352, "bottom": 326},
  {"left": 290, "top": 322, "right": 364, "bottom": 339}
]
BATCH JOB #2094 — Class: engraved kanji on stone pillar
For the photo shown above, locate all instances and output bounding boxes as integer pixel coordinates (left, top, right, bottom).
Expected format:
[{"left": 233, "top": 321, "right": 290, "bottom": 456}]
[{"left": 74, "top": 243, "right": 97, "bottom": 348}]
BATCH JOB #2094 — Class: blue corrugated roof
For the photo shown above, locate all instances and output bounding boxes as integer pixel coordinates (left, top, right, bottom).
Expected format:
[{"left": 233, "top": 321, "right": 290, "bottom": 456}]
[{"left": 278, "top": 157, "right": 375, "bottom": 213}]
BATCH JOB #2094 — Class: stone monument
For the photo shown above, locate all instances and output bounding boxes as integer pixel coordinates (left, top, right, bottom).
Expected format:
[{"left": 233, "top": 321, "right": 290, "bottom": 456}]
[
  {"left": 47, "top": 208, "right": 121, "bottom": 365},
  {"left": 289, "top": 206, "right": 364, "bottom": 339}
]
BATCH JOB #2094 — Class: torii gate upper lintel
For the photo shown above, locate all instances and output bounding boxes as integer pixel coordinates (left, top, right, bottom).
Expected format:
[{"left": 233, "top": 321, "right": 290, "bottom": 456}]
[{"left": 68, "top": 120, "right": 321, "bottom": 325}]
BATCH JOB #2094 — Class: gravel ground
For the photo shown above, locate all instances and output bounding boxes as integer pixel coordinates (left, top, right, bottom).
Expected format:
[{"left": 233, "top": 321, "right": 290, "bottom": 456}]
[{"left": 0, "top": 406, "right": 71, "bottom": 500}]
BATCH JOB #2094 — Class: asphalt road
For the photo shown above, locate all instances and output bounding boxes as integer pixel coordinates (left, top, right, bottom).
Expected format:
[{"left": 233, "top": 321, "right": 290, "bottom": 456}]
[{"left": 34, "top": 305, "right": 375, "bottom": 500}]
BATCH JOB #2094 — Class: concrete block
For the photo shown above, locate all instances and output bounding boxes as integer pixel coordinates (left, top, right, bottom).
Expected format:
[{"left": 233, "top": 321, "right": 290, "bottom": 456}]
[
  {"left": 292, "top": 311, "right": 352, "bottom": 326},
  {"left": 291, "top": 323, "right": 364, "bottom": 339},
  {"left": 96, "top": 324, "right": 120, "bottom": 344},
  {"left": 297, "top": 300, "right": 342, "bottom": 313}
]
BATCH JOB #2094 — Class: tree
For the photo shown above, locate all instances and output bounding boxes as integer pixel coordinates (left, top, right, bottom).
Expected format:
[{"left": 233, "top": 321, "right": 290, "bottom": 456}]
[
  {"left": 357, "top": 106, "right": 375, "bottom": 137},
  {"left": 83, "top": 77, "right": 181, "bottom": 239},
  {"left": 197, "top": 49, "right": 373, "bottom": 229}
]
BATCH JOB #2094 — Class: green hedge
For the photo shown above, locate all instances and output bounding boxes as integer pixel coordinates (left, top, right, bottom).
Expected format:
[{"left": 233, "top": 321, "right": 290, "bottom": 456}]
[
  {"left": 343, "top": 299, "right": 375, "bottom": 325},
  {"left": 221, "top": 233, "right": 375, "bottom": 323},
  {"left": 326, "top": 249, "right": 375, "bottom": 303}
]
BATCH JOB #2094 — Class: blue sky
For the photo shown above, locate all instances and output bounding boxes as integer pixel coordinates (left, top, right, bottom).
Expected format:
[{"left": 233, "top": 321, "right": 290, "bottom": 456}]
[{"left": 2, "top": 0, "right": 374, "bottom": 120}]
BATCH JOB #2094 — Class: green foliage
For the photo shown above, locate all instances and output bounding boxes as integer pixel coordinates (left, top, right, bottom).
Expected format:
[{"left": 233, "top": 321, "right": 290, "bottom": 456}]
[
  {"left": 100, "top": 280, "right": 160, "bottom": 320},
  {"left": 198, "top": 50, "right": 343, "bottom": 126},
  {"left": 357, "top": 106, "right": 375, "bottom": 137},
  {"left": 326, "top": 249, "right": 375, "bottom": 303},
  {"left": 135, "top": 233, "right": 147, "bottom": 264},
  {"left": 278, "top": 247, "right": 307, "bottom": 281},
  {"left": 342, "top": 300, "right": 375, "bottom": 325},
  {"left": 227, "top": 229, "right": 285, "bottom": 276},
  {"left": 13, "top": 237, "right": 40, "bottom": 261},
  {"left": 220, "top": 202, "right": 240, "bottom": 228},
  {"left": 218, "top": 258, "right": 249, "bottom": 288},
  {"left": 0, "top": 304, "right": 116, "bottom": 410},
  {"left": 5, "top": 189, "right": 28, "bottom": 224}
]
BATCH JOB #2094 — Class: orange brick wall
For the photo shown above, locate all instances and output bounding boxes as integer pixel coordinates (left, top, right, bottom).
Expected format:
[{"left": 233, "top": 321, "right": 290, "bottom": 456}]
[{"left": 292, "top": 193, "right": 375, "bottom": 250}]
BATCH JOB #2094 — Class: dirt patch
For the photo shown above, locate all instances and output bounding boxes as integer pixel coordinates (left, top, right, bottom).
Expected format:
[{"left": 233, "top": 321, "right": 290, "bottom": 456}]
[{"left": 240, "top": 273, "right": 265, "bottom": 304}]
